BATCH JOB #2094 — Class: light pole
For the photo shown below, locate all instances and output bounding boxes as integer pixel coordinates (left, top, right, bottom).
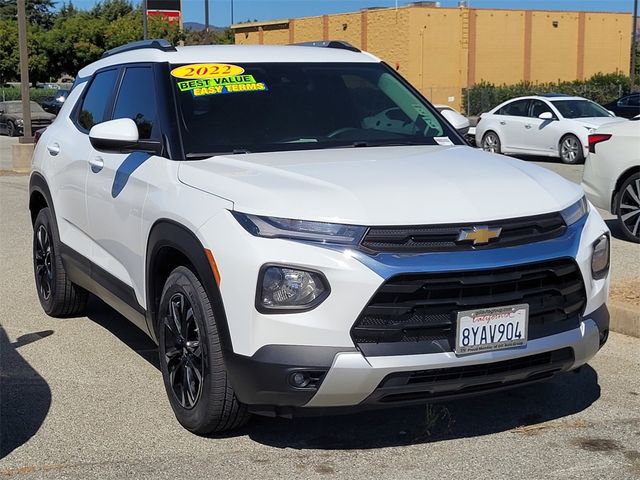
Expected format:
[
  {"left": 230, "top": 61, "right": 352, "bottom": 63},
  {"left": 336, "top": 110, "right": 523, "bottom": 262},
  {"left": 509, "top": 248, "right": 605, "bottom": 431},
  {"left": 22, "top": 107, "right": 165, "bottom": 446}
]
[
  {"left": 17, "top": 0, "right": 32, "bottom": 143},
  {"left": 632, "top": 0, "right": 638, "bottom": 87},
  {"left": 205, "top": 0, "right": 210, "bottom": 32},
  {"left": 142, "top": 0, "right": 148, "bottom": 39}
]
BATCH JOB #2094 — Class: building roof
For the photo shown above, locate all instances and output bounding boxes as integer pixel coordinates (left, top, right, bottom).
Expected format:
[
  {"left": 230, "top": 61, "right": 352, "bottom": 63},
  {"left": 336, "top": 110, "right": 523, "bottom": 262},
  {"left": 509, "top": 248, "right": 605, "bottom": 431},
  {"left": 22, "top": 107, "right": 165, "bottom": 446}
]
[{"left": 78, "top": 44, "right": 380, "bottom": 78}]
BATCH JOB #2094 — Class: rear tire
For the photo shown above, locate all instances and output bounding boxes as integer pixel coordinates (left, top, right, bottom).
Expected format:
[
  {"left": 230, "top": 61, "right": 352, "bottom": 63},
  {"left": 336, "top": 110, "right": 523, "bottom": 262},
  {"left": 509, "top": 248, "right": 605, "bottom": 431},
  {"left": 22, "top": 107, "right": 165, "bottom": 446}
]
[
  {"left": 559, "top": 134, "right": 584, "bottom": 164},
  {"left": 616, "top": 172, "right": 640, "bottom": 243},
  {"left": 158, "top": 266, "right": 250, "bottom": 434},
  {"left": 33, "top": 208, "right": 88, "bottom": 317},
  {"left": 481, "top": 131, "right": 501, "bottom": 154}
]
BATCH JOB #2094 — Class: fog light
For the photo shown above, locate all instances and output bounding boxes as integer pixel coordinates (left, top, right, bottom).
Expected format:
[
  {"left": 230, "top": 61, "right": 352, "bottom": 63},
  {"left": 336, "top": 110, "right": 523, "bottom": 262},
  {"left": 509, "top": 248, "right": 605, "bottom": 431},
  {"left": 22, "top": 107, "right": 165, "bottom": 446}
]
[
  {"left": 258, "top": 265, "right": 329, "bottom": 312},
  {"left": 591, "top": 234, "right": 610, "bottom": 280},
  {"left": 289, "top": 372, "right": 310, "bottom": 388}
]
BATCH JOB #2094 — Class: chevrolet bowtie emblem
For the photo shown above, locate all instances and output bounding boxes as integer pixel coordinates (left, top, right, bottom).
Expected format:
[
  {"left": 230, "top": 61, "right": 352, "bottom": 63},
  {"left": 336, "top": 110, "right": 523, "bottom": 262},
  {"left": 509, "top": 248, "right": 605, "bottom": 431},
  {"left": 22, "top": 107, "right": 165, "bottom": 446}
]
[{"left": 457, "top": 226, "right": 502, "bottom": 246}]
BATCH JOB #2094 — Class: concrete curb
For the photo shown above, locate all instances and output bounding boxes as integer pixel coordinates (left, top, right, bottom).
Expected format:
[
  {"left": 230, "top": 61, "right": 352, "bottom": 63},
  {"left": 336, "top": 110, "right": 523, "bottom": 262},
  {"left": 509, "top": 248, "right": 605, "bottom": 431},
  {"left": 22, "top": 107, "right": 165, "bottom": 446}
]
[{"left": 609, "top": 301, "right": 640, "bottom": 338}]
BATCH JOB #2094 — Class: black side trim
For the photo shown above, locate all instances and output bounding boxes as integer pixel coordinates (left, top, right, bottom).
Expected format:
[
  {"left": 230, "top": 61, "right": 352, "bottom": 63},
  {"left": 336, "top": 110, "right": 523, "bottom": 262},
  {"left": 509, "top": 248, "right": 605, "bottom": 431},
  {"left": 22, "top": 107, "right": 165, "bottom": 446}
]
[
  {"left": 225, "top": 345, "right": 356, "bottom": 408},
  {"left": 58, "top": 244, "right": 148, "bottom": 333}
]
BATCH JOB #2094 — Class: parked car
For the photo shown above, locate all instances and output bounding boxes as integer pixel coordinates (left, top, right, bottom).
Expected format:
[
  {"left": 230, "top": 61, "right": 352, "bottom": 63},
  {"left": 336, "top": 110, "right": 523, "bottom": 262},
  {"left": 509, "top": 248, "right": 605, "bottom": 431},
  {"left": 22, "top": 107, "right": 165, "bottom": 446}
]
[
  {"left": 30, "top": 40, "right": 610, "bottom": 434},
  {"left": 37, "top": 82, "right": 60, "bottom": 90},
  {"left": 582, "top": 119, "right": 640, "bottom": 242},
  {"left": 41, "top": 89, "right": 71, "bottom": 115},
  {"left": 476, "top": 94, "right": 626, "bottom": 164},
  {"left": 435, "top": 105, "right": 470, "bottom": 136},
  {"left": 603, "top": 92, "right": 640, "bottom": 119},
  {"left": 0, "top": 100, "right": 55, "bottom": 137}
]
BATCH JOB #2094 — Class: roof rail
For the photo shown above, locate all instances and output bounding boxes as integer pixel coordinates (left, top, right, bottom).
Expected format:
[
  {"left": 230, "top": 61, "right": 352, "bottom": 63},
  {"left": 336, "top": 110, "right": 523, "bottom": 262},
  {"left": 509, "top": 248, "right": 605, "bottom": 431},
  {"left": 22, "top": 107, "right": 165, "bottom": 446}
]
[
  {"left": 102, "top": 39, "right": 176, "bottom": 58},
  {"left": 290, "top": 40, "right": 361, "bottom": 53}
]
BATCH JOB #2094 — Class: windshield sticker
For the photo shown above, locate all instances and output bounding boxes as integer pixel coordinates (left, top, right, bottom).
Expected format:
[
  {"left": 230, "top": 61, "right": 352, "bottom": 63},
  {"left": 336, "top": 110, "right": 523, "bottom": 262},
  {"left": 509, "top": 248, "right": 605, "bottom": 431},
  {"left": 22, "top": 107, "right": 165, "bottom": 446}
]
[
  {"left": 434, "top": 136, "right": 454, "bottom": 146},
  {"left": 177, "top": 75, "right": 268, "bottom": 97},
  {"left": 171, "top": 63, "right": 245, "bottom": 79}
]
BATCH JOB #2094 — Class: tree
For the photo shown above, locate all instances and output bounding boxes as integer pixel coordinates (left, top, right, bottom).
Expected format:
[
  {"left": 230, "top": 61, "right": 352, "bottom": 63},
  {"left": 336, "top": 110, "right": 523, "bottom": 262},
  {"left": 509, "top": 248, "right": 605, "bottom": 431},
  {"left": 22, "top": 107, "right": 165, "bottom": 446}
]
[
  {"left": 184, "top": 27, "right": 234, "bottom": 46},
  {"left": 91, "top": 0, "right": 133, "bottom": 22},
  {"left": 0, "top": 0, "right": 55, "bottom": 28}
]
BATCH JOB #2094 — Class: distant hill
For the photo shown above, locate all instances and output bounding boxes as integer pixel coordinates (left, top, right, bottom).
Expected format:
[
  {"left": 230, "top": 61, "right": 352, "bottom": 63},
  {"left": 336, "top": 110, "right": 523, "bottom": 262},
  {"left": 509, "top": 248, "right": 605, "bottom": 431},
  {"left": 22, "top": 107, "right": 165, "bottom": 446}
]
[{"left": 183, "top": 22, "right": 227, "bottom": 32}]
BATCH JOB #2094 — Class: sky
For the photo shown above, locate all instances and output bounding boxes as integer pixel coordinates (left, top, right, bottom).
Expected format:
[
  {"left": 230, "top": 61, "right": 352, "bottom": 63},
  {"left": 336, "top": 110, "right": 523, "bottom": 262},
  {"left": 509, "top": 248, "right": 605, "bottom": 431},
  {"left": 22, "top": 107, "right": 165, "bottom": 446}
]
[{"left": 67, "top": 0, "right": 635, "bottom": 26}]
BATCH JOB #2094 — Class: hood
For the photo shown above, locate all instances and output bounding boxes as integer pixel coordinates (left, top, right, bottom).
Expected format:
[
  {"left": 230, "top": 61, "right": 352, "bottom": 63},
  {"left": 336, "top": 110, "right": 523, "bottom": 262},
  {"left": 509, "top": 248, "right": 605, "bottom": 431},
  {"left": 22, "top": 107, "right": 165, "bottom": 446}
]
[
  {"left": 178, "top": 145, "right": 583, "bottom": 226},
  {"left": 13, "top": 112, "right": 55, "bottom": 121},
  {"left": 577, "top": 117, "right": 627, "bottom": 128}
]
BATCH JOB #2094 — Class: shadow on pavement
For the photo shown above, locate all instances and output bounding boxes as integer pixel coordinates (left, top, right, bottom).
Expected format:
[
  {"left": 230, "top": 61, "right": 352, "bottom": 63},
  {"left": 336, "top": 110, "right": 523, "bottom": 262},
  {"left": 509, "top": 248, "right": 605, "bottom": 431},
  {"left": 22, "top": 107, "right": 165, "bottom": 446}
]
[
  {"left": 0, "top": 328, "right": 53, "bottom": 459},
  {"left": 240, "top": 366, "right": 600, "bottom": 449},
  {"left": 84, "top": 297, "right": 159, "bottom": 369},
  {"left": 81, "top": 300, "right": 601, "bottom": 450}
]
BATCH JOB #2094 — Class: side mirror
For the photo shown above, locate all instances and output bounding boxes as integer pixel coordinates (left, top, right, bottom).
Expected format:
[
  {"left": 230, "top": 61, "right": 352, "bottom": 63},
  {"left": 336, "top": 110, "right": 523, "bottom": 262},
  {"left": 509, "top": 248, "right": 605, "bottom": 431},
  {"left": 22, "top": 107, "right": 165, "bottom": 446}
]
[
  {"left": 89, "top": 118, "right": 160, "bottom": 154},
  {"left": 538, "top": 111, "right": 554, "bottom": 120},
  {"left": 607, "top": 110, "right": 616, "bottom": 117},
  {"left": 440, "top": 108, "right": 470, "bottom": 133}
]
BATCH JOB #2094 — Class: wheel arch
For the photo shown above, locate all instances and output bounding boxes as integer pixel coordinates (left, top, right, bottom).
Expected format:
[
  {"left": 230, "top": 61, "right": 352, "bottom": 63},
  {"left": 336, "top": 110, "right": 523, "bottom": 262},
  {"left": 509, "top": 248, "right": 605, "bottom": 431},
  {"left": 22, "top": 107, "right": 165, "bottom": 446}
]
[
  {"left": 29, "top": 172, "right": 55, "bottom": 226},
  {"left": 611, "top": 166, "right": 640, "bottom": 213},
  {"left": 145, "top": 219, "right": 233, "bottom": 354}
]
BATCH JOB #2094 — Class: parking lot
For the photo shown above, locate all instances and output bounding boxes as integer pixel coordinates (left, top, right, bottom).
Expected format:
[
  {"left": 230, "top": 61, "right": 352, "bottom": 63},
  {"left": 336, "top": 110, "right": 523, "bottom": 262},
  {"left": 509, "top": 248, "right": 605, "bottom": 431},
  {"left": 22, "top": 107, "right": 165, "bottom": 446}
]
[{"left": 1, "top": 160, "right": 639, "bottom": 479}]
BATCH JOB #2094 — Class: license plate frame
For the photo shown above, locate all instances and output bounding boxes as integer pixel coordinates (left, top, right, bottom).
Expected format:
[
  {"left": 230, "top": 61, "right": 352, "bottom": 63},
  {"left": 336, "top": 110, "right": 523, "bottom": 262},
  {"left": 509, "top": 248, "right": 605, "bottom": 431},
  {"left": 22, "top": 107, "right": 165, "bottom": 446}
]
[{"left": 455, "top": 304, "right": 529, "bottom": 355}]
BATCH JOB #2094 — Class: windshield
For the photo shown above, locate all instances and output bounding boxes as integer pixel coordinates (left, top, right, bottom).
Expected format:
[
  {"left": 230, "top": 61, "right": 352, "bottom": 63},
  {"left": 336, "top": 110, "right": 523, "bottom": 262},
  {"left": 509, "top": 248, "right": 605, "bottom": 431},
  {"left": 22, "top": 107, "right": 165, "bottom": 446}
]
[
  {"left": 551, "top": 99, "right": 611, "bottom": 119},
  {"left": 171, "top": 62, "right": 461, "bottom": 157}
]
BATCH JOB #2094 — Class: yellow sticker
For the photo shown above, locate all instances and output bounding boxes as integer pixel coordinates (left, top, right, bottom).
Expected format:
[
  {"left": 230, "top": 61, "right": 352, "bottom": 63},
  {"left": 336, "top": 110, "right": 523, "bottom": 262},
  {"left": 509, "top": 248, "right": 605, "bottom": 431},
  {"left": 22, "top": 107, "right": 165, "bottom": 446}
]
[{"left": 170, "top": 63, "right": 245, "bottom": 79}]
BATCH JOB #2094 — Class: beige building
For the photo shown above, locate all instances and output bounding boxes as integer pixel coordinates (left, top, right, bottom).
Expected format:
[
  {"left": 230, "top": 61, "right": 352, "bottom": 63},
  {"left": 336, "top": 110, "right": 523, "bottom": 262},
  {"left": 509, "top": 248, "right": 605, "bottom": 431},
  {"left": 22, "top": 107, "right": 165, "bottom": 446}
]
[{"left": 231, "top": 4, "right": 632, "bottom": 111}]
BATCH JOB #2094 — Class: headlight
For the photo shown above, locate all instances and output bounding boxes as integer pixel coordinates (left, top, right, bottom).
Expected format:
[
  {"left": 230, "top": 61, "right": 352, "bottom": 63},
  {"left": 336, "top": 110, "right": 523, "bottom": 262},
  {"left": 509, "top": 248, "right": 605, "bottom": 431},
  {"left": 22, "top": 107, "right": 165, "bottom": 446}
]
[
  {"left": 257, "top": 265, "right": 329, "bottom": 312},
  {"left": 16, "top": 119, "right": 24, "bottom": 126},
  {"left": 591, "top": 234, "right": 610, "bottom": 280},
  {"left": 560, "top": 196, "right": 589, "bottom": 226},
  {"left": 233, "top": 212, "right": 367, "bottom": 246}
]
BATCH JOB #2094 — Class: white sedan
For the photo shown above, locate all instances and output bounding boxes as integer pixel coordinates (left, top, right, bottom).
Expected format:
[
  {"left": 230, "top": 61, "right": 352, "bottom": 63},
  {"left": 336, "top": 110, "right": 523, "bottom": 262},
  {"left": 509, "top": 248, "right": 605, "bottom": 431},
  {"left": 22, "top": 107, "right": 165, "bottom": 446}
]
[
  {"left": 582, "top": 119, "right": 640, "bottom": 242},
  {"left": 476, "top": 95, "right": 626, "bottom": 164}
]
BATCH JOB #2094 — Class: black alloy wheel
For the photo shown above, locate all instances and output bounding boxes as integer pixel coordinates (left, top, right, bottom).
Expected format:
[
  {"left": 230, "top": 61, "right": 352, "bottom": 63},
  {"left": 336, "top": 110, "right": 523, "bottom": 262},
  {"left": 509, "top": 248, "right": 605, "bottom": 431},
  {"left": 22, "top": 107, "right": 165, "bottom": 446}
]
[
  {"left": 34, "top": 224, "right": 53, "bottom": 301},
  {"left": 163, "top": 292, "right": 204, "bottom": 410}
]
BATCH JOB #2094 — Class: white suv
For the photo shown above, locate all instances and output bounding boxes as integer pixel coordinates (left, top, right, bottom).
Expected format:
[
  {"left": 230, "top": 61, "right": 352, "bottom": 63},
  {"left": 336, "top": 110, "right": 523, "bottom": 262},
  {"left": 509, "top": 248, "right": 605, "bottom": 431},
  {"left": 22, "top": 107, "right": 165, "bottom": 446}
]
[
  {"left": 30, "top": 40, "right": 611, "bottom": 434},
  {"left": 476, "top": 94, "right": 626, "bottom": 164}
]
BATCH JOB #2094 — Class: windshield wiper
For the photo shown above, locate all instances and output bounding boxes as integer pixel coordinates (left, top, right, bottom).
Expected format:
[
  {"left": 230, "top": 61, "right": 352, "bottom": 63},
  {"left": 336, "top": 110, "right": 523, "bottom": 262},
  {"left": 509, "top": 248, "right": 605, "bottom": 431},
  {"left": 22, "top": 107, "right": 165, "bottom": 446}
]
[
  {"left": 186, "top": 149, "right": 251, "bottom": 160},
  {"left": 335, "top": 140, "right": 434, "bottom": 149}
]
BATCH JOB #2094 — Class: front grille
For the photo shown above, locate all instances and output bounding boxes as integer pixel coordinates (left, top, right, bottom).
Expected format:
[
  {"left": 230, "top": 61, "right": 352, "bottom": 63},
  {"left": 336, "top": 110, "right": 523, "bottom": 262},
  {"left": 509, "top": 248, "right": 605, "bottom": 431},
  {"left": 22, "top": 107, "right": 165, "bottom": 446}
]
[
  {"left": 366, "top": 348, "right": 574, "bottom": 404},
  {"left": 360, "top": 212, "right": 566, "bottom": 253},
  {"left": 351, "top": 259, "right": 585, "bottom": 356}
]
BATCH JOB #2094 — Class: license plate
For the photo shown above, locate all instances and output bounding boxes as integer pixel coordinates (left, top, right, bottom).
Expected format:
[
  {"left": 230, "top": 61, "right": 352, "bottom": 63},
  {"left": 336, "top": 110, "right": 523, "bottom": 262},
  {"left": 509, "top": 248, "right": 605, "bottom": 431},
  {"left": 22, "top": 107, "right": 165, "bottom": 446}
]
[{"left": 455, "top": 304, "right": 529, "bottom": 355}]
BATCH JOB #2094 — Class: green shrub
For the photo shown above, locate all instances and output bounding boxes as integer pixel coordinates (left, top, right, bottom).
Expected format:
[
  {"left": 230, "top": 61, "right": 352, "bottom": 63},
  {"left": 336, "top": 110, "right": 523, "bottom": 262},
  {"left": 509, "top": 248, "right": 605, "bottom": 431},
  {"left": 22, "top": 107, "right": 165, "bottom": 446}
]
[
  {"left": 0, "top": 87, "right": 58, "bottom": 104},
  {"left": 462, "top": 73, "right": 631, "bottom": 116}
]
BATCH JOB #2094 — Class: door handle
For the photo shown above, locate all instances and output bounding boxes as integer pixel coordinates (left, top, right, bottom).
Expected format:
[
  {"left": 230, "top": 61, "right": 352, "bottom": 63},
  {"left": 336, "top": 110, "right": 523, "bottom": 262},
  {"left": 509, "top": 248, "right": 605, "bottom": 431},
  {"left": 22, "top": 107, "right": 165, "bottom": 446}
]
[
  {"left": 47, "top": 143, "right": 60, "bottom": 156},
  {"left": 89, "top": 156, "right": 104, "bottom": 173},
  {"left": 499, "top": 121, "right": 506, "bottom": 125},
  {"left": 525, "top": 124, "right": 532, "bottom": 129}
]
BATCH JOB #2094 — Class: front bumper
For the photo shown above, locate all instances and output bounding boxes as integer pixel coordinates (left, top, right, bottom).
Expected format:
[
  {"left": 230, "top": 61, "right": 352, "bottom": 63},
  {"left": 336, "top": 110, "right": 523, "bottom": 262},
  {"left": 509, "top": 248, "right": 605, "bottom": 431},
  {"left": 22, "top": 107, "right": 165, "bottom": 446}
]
[
  {"left": 198, "top": 205, "right": 610, "bottom": 414},
  {"left": 223, "top": 305, "right": 607, "bottom": 415}
]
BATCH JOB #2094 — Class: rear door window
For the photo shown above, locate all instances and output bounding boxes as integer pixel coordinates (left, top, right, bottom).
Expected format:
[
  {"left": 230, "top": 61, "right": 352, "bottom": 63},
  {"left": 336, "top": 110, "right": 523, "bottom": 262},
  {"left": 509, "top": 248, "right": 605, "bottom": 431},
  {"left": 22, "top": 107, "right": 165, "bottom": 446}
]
[
  {"left": 497, "top": 99, "right": 530, "bottom": 117},
  {"left": 77, "top": 69, "right": 118, "bottom": 131}
]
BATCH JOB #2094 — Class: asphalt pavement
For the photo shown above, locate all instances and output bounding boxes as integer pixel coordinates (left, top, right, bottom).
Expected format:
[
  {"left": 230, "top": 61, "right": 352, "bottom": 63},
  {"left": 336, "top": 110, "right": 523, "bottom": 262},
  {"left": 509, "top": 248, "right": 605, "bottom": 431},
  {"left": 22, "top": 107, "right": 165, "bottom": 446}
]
[
  {"left": 0, "top": 136, "right": 18, "bottom": 171},
  {"left": 1, "top": 161, "right": 639, "bottom": 480}
]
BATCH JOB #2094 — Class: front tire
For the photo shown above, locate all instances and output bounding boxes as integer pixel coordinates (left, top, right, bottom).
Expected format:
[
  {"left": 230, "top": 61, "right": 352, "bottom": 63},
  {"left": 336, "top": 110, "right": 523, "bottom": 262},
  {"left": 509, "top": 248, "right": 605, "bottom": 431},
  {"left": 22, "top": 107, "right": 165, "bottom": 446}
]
[
  {"left": 33, "top": 208, "right": 88, "bottom": 317},
  {"left": 6, "top": 121, "right": 16, "bottom": 137},
  {"left": 616, "top": 172, "right": 640, "bottom": 243},
  {"left": 158, "top": 266, "right": 250, "bottom": 434},
  {"left": 481, "top": 131, "right": 501, "bottom": 154},
  {"left": 559, "top": 134, "right": 584, "bottom": 164}
]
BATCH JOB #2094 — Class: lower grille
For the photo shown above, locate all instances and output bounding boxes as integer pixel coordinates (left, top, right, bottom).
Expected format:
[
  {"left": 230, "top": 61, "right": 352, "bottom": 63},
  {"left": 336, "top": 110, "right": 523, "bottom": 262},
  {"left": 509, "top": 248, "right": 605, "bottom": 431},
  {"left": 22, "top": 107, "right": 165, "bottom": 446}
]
[
  {"left": 352, "top": 259, "right": 586, "bottom": 356},
  {"left": 366, "top": 348, "right": 574, "bottom": 404}
]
